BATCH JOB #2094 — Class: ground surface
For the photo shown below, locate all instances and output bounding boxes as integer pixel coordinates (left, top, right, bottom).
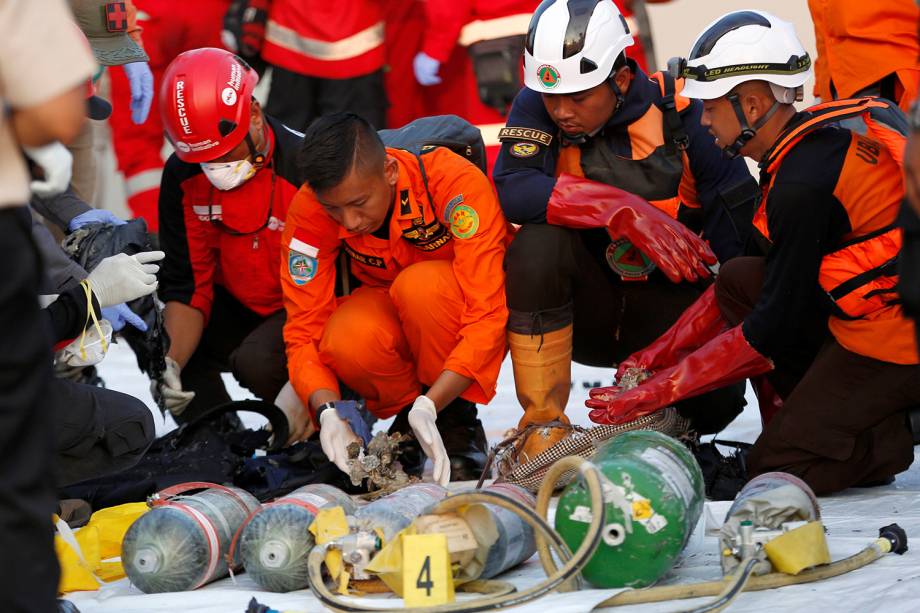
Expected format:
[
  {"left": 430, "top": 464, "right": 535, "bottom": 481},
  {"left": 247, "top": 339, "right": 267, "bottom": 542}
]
[{"left": 64, "top": 342, "right": 920, "bottom": 612}]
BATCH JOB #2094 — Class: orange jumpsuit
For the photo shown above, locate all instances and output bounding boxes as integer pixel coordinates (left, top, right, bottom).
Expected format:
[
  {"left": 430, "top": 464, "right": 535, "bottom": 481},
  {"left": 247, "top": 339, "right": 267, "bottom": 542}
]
[
  {"left": 282, "top": 147, "right": 509, "bottom": 419},
  {"left": 809, "top": 0, "right": 920, "bottom": 111}
]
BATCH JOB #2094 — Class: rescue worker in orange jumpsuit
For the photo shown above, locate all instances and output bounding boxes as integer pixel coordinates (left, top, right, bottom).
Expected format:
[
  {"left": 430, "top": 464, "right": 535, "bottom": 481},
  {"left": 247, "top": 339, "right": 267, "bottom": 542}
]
[
  {"left": 809, "top": 0, "right": 920, "bottom": 112},
  {"left": 494, "top": 0, "right": 758, "bottom": 462},
  {"left": 260, "top": 0, "right": 387, "bottom": 131},
  {"left": 155, "top": 48, "right": 308, "bottom": 440},
  {"left": 283, "top": 113, "right": 509, "bottom": 485},
  {"left": 108, "top": 0, "right": 230, "bottom": 229},
  {"left": 590, "top": 11, "right": 920, "bottom": 496}
]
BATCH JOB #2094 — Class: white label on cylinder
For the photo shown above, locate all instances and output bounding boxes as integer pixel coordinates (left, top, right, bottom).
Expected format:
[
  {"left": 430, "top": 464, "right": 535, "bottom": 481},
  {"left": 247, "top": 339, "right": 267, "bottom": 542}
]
[{"left": 639, "top": 447, "right": 695, "bottom": 509}]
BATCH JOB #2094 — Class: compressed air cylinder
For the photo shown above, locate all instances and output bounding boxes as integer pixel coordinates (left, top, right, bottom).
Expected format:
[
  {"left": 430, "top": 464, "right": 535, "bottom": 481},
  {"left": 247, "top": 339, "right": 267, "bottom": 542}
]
[
  {"left": 555, "top": 430, "right": 705, "bottom": 588},
  {"left": 720, "top": 471, "right": 821, "bottom": 574},
  {"left": 354, "top": 483, "right": 448, "bottom": 544},
  {"left": 476, "top": 483, "right": 538, "bottom": 579},
  {"left": 122, "top": 485, "right": 261, "bottom": 593},
  {"left": 239, "top": 484, "right": 356, "bottom": 592}
]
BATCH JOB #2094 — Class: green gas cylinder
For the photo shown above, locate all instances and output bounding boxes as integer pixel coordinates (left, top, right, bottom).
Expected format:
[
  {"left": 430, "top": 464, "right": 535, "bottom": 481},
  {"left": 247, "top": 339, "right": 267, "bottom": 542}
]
[{"left": 554, "top": 430, "right": 704, "bottom": 588}]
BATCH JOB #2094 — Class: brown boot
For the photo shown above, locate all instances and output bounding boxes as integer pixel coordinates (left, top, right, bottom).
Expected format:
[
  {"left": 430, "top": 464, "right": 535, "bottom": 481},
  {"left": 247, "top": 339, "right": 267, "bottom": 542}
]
[{"left": 508, "top": 324, "right": 574, "bottom": 464}]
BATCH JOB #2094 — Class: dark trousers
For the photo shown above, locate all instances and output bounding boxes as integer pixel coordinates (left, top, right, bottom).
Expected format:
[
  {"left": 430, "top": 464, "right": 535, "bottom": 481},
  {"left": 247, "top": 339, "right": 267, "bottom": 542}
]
[
  {"left": 898, "top": 200, "right": 920, "bottom": 351},
  {"left": 716, "top": 256, "right": 920, "bottom": 495},
  {"left": 265, "top": 66, "right": 387, "bottom": 132},
  {"left": 0, "top": 208, "right": 58, "bottom": 613},
  {"left": 53, "top": 378, "right": 154, "bottom": 487},
  {"left": 179, "top": 287, "right": 288, "bottom": 422},
  {"left": 505, "top": 223, "right": 746, "bottom": 434}
]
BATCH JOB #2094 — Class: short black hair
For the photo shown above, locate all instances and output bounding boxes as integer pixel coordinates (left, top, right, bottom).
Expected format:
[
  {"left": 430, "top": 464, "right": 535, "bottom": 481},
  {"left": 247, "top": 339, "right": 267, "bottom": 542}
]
[{"left": 297, "top": 112, "right": 386, "bottom": 192}]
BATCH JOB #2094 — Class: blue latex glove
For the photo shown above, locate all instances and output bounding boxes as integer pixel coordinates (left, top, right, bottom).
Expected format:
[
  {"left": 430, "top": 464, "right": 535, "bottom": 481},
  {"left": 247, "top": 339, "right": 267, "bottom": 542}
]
[
  {"left": 123, "top": 62, "right": 154, "bottom": 125},
  {"left": 413, "top": 52, "right": 442, "bottom": 86},
  {"left": 101, "top": 302, "right": 148, "bottom": 333},
  {"left": 68, "top": 209, "right": 126, "bottom": 232}
]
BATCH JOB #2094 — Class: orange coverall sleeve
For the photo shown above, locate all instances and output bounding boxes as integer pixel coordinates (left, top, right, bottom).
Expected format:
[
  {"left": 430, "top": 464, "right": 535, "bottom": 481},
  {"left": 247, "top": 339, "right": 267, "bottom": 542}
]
[
  {"left": 428, "top": 148, "right": 509, "bottom": 400},
  {"left": 281, "top": 188, "right": 343, "bottom": 407}
]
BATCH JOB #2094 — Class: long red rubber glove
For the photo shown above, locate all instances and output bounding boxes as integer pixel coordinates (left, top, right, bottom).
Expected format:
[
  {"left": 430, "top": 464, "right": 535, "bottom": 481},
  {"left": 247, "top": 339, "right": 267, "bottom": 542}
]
[
  {"left": 619, "top": 284, "right": 727, "bottom": 376},
  {"left": 586, "top": 325, "right": 773, "bottom": 425},
  {"left": 590, "top": 284, "right": 728, "bottom": 402},
  {"left": 545, "top": 174, "right": 717, "bottom": 283}
]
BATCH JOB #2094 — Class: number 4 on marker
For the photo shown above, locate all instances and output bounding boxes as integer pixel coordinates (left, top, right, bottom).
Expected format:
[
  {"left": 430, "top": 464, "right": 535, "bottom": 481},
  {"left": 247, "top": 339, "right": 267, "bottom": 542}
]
[{"left": 402, "top": 533, "right": 454, "bottom": 607}]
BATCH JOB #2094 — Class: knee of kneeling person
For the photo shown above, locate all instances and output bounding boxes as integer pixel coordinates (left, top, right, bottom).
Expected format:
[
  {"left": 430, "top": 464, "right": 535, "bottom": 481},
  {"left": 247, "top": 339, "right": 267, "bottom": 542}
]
[
  {"left": 389, "top": 260, "right": 453, "bottom": 311},
  {"left": 106, "top": 397, "right": 155, "bottom": 458},
  {"left": 505, "top": 224, "right": 575, "bottom": 283}
]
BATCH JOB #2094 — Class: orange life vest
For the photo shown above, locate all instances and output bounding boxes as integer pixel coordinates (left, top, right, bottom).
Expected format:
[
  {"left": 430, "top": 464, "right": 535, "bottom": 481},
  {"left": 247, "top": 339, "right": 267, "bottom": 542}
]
[{"left": 756, "top": 97, "right": 917, "bottom": 364}]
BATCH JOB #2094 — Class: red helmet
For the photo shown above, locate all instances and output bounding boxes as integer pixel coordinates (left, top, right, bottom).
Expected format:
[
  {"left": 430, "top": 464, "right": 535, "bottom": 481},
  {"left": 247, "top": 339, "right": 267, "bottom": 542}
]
[{"left": 159, "top": 48, "right": 259, "bottom": 163}]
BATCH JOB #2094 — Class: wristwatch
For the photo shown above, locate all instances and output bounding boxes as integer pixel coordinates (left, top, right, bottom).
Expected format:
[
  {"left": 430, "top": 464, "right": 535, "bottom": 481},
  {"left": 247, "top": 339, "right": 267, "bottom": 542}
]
[{"left": 315, "top": 401, "right": 337, "bottom": 421}]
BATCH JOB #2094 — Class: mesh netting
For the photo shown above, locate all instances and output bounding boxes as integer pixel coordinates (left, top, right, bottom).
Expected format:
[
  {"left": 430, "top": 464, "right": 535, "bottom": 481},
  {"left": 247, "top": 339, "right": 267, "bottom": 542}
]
[{"left": 495, "top": 408, "right": 691, "bottom": 492}]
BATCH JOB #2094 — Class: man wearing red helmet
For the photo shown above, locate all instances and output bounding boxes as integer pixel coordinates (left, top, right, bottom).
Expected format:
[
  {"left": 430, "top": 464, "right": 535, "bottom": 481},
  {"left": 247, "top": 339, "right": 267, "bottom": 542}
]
[{"left": 154, "top": 48, "right": 306, "bottom": 436}]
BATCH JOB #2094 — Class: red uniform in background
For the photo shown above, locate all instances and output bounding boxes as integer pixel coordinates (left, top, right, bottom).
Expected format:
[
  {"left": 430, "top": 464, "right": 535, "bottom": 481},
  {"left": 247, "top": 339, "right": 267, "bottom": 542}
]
[
  {"left": 261, "top": 0, "right": 388, "bottom": 131},
  {"left": 108, "top": 0, "right": 230, "bottom": 230}
]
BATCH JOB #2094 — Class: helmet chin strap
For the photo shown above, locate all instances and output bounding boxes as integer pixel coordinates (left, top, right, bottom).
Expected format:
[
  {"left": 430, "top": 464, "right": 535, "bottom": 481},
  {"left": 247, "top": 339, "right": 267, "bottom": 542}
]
[
  {"left": 559, "top": 77, "right": 626, "bottom": 147},
  {"left": 722, "top": 92, "right": 780, "bottom": 159}
]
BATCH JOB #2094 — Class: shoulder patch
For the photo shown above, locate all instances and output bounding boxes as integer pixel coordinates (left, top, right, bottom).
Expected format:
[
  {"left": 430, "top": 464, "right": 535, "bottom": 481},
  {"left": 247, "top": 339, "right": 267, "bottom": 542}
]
[
  {"left": 288, "top": 250, "right": 317, "bottom": 285},
  {"left": 498, "top": 127, "right": 553, "bottom": 146},
  {"left": 509, "top": 142, "right": 539, "bottom": 158},
  {"left": 443, "top": 194, "right": 464, "bottom": 223},
  {"left": 449, "top": 205, "right": 479, "bottom": 239}
]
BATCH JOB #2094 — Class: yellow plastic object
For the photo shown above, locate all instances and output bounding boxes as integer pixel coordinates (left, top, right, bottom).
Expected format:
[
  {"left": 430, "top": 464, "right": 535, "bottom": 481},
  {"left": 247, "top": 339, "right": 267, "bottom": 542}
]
[
  {"left": 85, "top": 502, "right": 148, "bottom": 559},
  {"left": 365, "top": 525, "right": 417, "bottom": 595},
  {"left": 763, "top": 521, "right": 831, "bottom": 575},
  {"left": 310, "top": 506, "right": 351, "bottom": 591},
  {"left": 55, "top": 502, "right": 151, "bottom": 592},
  {"left": 55, "top": 521, "right": 101, "bottom": 593}
]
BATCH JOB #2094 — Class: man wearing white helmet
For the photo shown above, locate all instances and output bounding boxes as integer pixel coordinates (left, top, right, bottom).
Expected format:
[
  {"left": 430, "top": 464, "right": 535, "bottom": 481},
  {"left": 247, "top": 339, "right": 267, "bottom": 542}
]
[
  {"left": 494, "top": 0, "right": 758, "bottom": 461},
  {"left": 589, "top": 10, "right": 920, "bottom": 495}
]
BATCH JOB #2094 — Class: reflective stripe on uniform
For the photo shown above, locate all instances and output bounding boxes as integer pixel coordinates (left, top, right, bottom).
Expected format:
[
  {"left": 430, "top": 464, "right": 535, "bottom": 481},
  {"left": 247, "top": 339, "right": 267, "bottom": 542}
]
[
  {"left": 265, "top": 19, "right": 384, "bottom": 62},
  {"left": 458, "top": 13, "right": 532, "bottom": 46},
  {"left": 125, "top": 167, "right": 163, "bottom": 197}
]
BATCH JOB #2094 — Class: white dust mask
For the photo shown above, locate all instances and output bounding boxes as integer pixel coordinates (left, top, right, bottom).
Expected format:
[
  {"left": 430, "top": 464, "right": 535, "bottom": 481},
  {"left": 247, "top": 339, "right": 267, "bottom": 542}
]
[{"left": 200, "top": 158, "right": 256, "bottom": 191}]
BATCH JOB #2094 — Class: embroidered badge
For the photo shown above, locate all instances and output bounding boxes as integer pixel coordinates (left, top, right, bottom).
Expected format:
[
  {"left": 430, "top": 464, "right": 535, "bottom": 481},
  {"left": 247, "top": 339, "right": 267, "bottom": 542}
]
[
  {"left": 450, "top": 205, "right": 479, "bottom": 239},
  {"left": 510, "top": 142, "right": 539, "bottom": 158},
  {"left": 497, "top": 127, "right": 553, "bottom": 146},
  {"left": 399, "top": 189, "right": 412, "bottom": 216},
  {"left": 443, "top": 194, "right": 464, "bottom": 223},
  {"left": 288, "top": 251, "right": 316, "bottom": 285},
  {"left": 105, "top": 2, "right": 128, "bottom": 32},
  {"left": 537, "top": 64, "right": 561, "bottom": 89},
  {"left": 606, "top": 238, "right": 656, "bottom": 280}
]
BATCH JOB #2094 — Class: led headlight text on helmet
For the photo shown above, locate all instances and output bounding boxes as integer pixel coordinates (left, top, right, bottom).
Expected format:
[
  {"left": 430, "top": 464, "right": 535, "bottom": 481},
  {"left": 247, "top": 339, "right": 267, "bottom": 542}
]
[{"left": 682, "top": 55, "right": 811, "bottom": 83}]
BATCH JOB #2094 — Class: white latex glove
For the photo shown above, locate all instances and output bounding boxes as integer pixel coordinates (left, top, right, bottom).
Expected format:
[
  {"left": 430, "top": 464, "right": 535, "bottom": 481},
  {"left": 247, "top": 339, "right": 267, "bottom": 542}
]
[
  {"left": 25, "top": 142, "right": 73, "bottom": 197},
  {"left": 274, "top": 381, "right": 314, "bottom": 446},
  {"left": 408, "top": 395, "right": 450, "bottom": 486},
  {"left": 319, "top": 407, "right": 361, "bottom": 475},
  {"left": 150, "top": 356, "right": 196, "bottom": 415},
  {"left": 413, "top": 52, "right": 442, "bottom": 86},
  {"left": 87, "top": 251, "right": 164, "bottom": 307}
]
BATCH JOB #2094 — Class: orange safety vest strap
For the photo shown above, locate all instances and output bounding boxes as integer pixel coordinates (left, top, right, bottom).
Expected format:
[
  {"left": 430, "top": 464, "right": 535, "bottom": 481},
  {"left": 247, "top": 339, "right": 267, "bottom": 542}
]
[
  {"left": 764, "top": 98, "right": 891, "bottom": 174},
  {"left": 819, "top": 225, "right": 902, "bottom": 319}
]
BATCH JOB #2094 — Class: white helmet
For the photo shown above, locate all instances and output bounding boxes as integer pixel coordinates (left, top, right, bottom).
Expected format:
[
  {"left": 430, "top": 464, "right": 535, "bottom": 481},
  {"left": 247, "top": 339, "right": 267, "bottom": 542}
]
[
  {"left": 524, "top": 0, "right": 634, "bottom": 95},
  {"left": 680, "top": 10, "right": 812, "bottom": 101}
]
